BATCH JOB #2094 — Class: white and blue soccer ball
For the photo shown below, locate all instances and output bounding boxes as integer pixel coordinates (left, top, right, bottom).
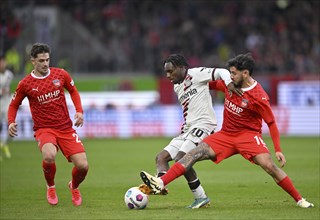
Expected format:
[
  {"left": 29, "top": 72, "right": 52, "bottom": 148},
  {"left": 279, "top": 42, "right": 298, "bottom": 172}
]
[{"left": 124, "top": 187, "right": 148, "bottom": 209}]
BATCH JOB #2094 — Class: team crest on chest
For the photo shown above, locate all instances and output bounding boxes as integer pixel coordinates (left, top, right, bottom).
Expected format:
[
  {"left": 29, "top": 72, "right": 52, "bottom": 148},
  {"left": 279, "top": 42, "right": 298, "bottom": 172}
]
[
  {"left": 241, "top": 99, "right": 249, "bottom": 108},
  {"left": 52, "top": 79, "right": 61, "bottom": 87}
]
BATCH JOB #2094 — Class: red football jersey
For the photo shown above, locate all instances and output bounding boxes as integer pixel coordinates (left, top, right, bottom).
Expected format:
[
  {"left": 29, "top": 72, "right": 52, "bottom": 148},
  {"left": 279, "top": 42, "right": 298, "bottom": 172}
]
[
  {"left": 8, "top": 68, "right": 83, "bottom": 131},
  {"left": 210, "top": 80, "right": 276, "bottom": 133}
]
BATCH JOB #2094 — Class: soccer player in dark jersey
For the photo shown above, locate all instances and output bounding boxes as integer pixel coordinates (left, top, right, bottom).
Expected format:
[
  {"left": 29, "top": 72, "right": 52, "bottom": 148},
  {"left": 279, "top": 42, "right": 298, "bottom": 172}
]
[
  {"left": 140, "top": 53, "right": 314, "bottom": 208},
  {"left": 7, "top": 43, "right": 88, "bottom": 206}
]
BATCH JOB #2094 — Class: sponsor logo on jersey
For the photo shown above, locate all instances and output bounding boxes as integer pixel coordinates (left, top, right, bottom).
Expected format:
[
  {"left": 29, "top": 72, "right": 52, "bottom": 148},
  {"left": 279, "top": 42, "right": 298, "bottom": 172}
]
[
  {"left": 225, "top": 99, "right": 243, "bottom": 115},
  {"left": 53, "top": 79, "right": 60, "bottom": 87},
  {"left": 180, "top": 88, "right": 197, "bottom": 103},
  {"left": 70, "top": 80, "right": 74, "bottom": 86},
  {"left": 37, "top": 90, "right": 60, "bottom": 103}
]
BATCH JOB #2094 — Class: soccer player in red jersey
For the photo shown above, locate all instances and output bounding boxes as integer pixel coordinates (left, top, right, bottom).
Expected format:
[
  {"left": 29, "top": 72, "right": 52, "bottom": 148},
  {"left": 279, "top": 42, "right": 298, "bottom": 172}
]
[
  {"left": 7, "top": 43, "right": 88, "bottom": 206},
  {"left": 140, "top": 53, "right": 314, "bottom": 208}
]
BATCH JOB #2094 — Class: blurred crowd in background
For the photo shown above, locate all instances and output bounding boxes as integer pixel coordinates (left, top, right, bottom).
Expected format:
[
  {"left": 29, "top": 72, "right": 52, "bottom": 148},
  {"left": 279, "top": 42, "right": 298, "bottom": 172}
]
[{"left": 1, "top": 0, "right": 319, "bottom": 77}]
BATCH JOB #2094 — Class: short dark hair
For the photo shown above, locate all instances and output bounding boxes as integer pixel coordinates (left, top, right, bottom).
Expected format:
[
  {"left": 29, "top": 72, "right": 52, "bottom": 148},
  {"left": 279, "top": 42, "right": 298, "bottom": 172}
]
[
  {"left": 30, "top": 43, "right": 51, "bottom": 58},
  {"left": 227, "top": 53, "right": 255, "bottom": 75},
  {"left": 164, "top": 54, "right": 189, "bottom": 68}
]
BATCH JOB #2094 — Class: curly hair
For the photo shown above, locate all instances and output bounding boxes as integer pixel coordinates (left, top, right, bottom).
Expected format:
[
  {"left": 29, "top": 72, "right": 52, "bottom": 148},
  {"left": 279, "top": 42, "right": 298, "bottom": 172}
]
[
  {"left": 164, "top": 54, "right": 189, "bottom": 68},
  {"left": 227, "top": 53, "right": 255, "bottom": 75}
]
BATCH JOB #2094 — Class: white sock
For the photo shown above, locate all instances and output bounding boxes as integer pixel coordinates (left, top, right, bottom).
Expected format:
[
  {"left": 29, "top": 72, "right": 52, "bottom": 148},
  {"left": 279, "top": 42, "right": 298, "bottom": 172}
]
[
  {"left": 191, "top": 185, "right": 206, "bottom": 199},
  {"left": 158, "top": 178, "right": 165, "bottom": 189}
]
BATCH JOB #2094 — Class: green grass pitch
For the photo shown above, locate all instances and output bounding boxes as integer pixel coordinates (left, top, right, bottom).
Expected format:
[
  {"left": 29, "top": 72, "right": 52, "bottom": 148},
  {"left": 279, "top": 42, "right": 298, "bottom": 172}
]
[{"left": 1, "top": 137, "right": 319, "bottom": 219}]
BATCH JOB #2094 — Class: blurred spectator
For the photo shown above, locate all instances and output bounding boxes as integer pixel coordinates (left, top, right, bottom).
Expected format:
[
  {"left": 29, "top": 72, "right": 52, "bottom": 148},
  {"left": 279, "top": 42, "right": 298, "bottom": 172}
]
[
  {"left": 5, "top": 47, "right": 20, "bottom": 74},
  {"left": 0, "top": 1, "right": 22, "bottom": 54},
  {"left": 6, "top": 0, "right": 320, "bottom": 76}
]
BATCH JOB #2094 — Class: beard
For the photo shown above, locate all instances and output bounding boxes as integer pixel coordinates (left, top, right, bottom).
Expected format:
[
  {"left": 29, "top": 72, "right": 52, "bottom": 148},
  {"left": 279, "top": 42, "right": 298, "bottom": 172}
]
[{"left": 233, "top": 78, "right": 243, "bottom": 88}]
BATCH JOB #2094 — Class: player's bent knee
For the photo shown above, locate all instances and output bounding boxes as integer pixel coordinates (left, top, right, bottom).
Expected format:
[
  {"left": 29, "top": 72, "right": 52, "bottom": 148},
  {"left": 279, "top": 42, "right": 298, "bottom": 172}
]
[
  {"left": 156, "top": 151, "right": 171, "bottom": 164},
  {"left": 42, "top": 152, "right": 56, "bottom": 162},
  {"left": 43, "top": 157, "right": 55, "bottom": 163},
  {"left": 76, "top": 162, "right": 88, "bottom": 170},
  {"left": 175, "top": 151, "right": 186, "bottom": 162}
]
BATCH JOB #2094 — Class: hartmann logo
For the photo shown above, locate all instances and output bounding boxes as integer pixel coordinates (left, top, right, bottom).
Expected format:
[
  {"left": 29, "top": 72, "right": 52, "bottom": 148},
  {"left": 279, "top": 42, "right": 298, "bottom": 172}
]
[{"left": 37, "top": 90, "right": 60, "bottom": 103}]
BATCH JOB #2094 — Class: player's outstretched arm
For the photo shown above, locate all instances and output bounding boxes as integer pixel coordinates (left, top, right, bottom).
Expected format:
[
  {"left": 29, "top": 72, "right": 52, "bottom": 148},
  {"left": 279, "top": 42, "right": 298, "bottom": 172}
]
[{"left": 8, "top": 123, "right": 18, "bottom": 137}]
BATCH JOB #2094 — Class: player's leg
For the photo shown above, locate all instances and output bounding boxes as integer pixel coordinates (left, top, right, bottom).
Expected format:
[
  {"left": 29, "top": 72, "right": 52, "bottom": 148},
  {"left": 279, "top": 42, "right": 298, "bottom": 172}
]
[
  {"left": 175, "top": 150, "right": 210, "bottom": 208},
  {"left": 41, "top": 143, "right": 59, "bottom": 205},
  {"left": 155, "top": 150, "right": 171, "bottom": 177},
  {"left": 180, "top": 166, "right": 210, "bottom": 208},
  {"left": 157, "top": 136, "right": 183, "bottom": 177},
  {"left": 0, "top": 114, "right": 3, "bottom": 161},
  {"left": 0, "top": 139, "right": 11, "bottom": 158},
  {"left": 153, "top": 137, "right": 184, "bottom": 194},
  {"left": 238, "top": 132, "right": 313, "bottom": 208},
  {"left": 156, "top": 135, "right": 210, "bottom": 205},
  {"left": 253, "top": 153, "right": 314, "bottom": 208},
  {"left": 180, "top": 128, "right": 214, "bottom": 207},
  {"left": 141, "top": 131, "right": 233, "bottom": 194},
  {"left": 69, "top": 152, "right": 89, "bottom": 189},
  {"left": 42, "top": 143, "right": 58, "bottom": 185},
  {"left": 0, "top": 112, "right": 11, "bottom": 159},
  {"left": 154, "top": 150, "right": 171, "bottom": 195},
  {"left": 141, "top": 141, "right": 216, "bottom": 193},
  {"left": 68, "top": 152, "right": 88, "bottom": 206},
  {"left": 36, "top": 129, "right": 59, "bottom": 205},
  {"left": 60, "top": 129, "right": 88, "bottom": 206},
  {"left": 0, "top": 132, "right": 11, "bottom": 159},
  {"left": 58, "top": 129, "right": 89, "bottom": 190}
]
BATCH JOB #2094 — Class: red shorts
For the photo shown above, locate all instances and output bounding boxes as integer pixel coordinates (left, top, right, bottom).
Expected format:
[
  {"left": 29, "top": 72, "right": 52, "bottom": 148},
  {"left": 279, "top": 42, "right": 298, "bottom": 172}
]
[
  {"left": 203, "top": 130, "right": 270, "bottom": 164},
  {"left": 34, "top": 128, "right": 85, "bottom": 162}
]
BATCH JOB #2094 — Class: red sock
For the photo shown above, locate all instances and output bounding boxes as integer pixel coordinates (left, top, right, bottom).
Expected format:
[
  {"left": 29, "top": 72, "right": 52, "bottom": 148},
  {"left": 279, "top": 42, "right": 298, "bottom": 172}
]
[
  {"left": 72, "top": 166, "right": 88, "bottom": 189},
  {"left": 42, "top": 160, "right": 56, "bottom": 187},
  {"left": 160, "top": 162, "right": 185, "bottom": 186},
  {"left": 277, "top": 176, "right": 302, "bottom": 202}
]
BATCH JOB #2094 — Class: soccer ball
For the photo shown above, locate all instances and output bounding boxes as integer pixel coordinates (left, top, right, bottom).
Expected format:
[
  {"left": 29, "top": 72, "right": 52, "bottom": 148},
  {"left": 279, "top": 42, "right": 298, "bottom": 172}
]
[{"left": 124, "top": 187, "right": 148, "bottom": 209}]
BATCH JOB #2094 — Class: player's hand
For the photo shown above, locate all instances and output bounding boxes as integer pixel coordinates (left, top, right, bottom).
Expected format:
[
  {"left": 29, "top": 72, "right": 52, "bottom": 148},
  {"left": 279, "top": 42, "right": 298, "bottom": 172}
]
[
  {"left": 8, "top": 123, "right": 18, "bottom": 137},
  {"left": 227, "top": 82, "right": 243, "bottom": 97},
  {"left": 74, "top": 112, "right": 84, "bottom": 127},
  {"left": 275, "top": 152, "right": 286, "bottom": 168}
]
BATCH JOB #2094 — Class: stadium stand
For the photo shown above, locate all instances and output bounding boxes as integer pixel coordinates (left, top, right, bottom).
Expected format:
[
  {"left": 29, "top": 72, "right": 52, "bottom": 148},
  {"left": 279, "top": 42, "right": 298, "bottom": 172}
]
[{"left": 2, "top": 0, "right": 319, "bottom": 76}]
